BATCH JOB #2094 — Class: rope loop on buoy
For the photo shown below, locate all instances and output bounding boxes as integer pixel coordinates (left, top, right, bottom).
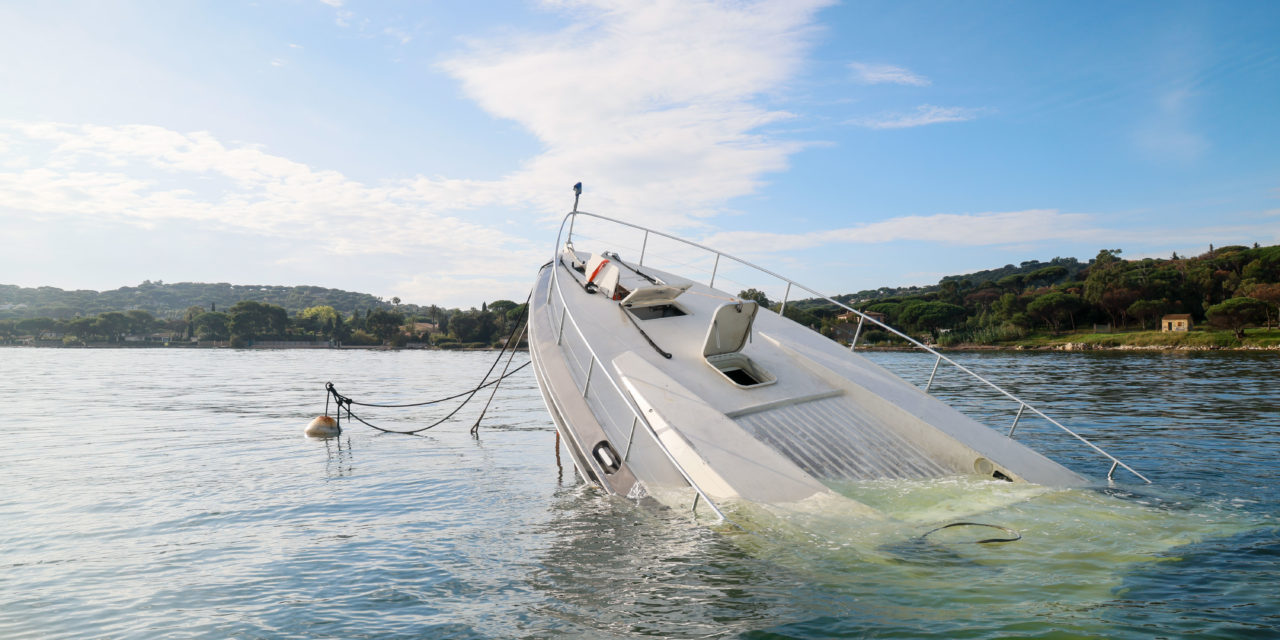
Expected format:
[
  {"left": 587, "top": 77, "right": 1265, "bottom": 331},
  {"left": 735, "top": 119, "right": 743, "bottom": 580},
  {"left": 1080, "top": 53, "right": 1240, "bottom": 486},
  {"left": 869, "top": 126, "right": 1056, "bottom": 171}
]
[{"left": 320, "top": 290, "right": 533, "bottom": 436}]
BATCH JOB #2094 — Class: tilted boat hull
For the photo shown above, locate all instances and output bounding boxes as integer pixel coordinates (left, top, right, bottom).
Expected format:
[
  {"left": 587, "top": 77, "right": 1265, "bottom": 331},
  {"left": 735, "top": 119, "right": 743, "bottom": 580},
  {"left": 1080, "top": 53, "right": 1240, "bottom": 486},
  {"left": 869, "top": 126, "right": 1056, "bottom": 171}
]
[{"left": 529, "top": 211, "right": 1143, "bottom": 521}]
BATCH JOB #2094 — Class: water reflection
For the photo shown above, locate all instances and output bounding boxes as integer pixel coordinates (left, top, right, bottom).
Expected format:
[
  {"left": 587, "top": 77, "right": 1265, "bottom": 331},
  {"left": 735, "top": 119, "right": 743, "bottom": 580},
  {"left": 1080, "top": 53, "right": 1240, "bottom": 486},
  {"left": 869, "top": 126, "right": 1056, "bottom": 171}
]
[
  {"left": 321, "top": 435, "right": 354, "bottom": 477},
  {"left": 528, "top": 486, "right": 810, "bottom": 637}
]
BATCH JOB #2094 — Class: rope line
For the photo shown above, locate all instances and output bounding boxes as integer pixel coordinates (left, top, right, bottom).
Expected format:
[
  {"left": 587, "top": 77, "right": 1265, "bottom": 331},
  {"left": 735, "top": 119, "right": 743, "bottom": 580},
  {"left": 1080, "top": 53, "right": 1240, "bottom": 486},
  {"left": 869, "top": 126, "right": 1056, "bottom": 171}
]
[
  {"left": 323, "top": 290, "right": 532, "bottom": 435},
  {"left": 472, "top": 323, "right": 529, "bottom": 435},
  {"left": 325, "top": 362, "right": 529, "bottom": 408},
  {"left": 921, "top": 522, "right": 1022, "bottom": 544}
]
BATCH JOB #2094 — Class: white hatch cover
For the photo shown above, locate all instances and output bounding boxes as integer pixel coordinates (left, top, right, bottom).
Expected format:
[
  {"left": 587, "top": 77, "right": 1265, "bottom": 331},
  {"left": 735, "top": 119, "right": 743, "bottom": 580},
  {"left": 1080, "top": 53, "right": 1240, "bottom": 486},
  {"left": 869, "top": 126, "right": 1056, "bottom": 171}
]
[
  {"left": 620, "top": 283, "right": 691, "bottom": 308},
  {"left": 703, "top": 301, "right": 759, "bottom": 357}
]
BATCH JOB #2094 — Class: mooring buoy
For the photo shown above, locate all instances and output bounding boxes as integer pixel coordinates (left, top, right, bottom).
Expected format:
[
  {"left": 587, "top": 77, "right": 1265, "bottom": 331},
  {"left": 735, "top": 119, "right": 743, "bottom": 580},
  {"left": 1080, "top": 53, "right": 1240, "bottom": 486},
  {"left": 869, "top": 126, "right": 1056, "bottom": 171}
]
[{"left": 305, "top": 415, "right": 340, "bottom": 437}]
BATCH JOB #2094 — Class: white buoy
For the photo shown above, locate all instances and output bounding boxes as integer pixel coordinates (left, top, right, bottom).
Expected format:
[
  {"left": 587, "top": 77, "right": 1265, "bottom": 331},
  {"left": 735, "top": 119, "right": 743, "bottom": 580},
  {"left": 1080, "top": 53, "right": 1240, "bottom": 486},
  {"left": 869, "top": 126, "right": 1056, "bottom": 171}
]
[{"left": 305, "top": 415, "right": 341, "bottom": 438}]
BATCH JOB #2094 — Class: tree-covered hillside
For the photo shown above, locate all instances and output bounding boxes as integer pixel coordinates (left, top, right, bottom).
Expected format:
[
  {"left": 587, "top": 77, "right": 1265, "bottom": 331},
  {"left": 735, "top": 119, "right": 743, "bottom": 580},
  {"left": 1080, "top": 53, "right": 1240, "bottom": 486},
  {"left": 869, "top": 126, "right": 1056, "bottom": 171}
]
[
  {"left": 775, "top": 243, "right": 1280, "bottom": 345},
  {"left": 0, "top": 281, "right": 408, "bottom": 320}
]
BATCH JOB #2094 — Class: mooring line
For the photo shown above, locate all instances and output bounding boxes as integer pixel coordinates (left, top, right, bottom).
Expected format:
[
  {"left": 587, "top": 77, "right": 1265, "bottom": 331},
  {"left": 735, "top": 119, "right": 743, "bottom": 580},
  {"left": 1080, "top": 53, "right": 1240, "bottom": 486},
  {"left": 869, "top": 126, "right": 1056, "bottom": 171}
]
[{"left": 322, "top": 290, "right": 532, "bottom": 435}]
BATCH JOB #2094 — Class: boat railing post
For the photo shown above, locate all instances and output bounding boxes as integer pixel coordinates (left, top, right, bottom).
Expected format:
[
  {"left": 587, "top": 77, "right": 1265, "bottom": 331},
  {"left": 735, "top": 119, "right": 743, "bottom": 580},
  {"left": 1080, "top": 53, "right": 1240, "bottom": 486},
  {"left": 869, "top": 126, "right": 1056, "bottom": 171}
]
[
  {"left": 709, "top": 254, "right": 721, "bottom": 289},
  {"left": 556, "top": 306, "right": 567, "bottom": 345},
  {"left": 623, "top": 416, "right": 638, "bottom": 461},
  {"left": 583, "top": 355, "right": 595, "bottom": 397},
  {"left": 850, "top": 315, "right": 865, "bottom": 350},
  {"left": 1107, "top": 460, "right": 1119, "bottom": 483},
  {"left": 1008, "top": 403, "right": 1026, "bottom": 437},
  {"left": 691, "top": 491, "right": 701, "bottom": 516},
  {"left": 780, "top": 282, "right": 792, "bottom": 316},
  {"left": 925, "top": 354, "right": 942, "bottom": 392},
  {"left": 638, "top": 230, "right": 649, "bottom": 267},
  {"left": 566, "top": 211, "right": 577, "bottom": 244}
]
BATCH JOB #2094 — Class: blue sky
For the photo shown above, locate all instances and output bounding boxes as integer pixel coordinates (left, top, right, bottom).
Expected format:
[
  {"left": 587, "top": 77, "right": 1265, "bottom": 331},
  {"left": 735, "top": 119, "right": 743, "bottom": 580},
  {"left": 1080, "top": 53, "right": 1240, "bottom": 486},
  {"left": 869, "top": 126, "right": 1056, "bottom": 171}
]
[{"left": 1, "top": 0, "right": 1277, "bottom": 308}]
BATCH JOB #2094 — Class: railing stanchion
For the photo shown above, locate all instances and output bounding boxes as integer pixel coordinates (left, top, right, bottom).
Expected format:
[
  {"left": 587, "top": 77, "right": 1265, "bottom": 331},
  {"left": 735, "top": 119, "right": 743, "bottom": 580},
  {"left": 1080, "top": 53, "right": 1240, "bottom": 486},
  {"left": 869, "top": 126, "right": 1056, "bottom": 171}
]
[
  {"left": 925, "top": 354, "right": 942, "bottom": 392},
  {"left": 691, "top": 492, "right": 701, "bottom": 516},
  {"left": 850, "top": 316, "right": 865, "bottom": 350},
  {"left": 780, "top": 282, "right": 792, "bottom": 315},
  {"left": 1107, "top": 460, "right": 1119, "bottom": 483},
  {"left": 1009, "top": 403, "right": 1026, "bottom": 437},
  {"left": 639, "top": 230, "right": 649, "bottom": 267},
  {"left": 623, "top": 416, "right": 638, "bottom": 461},
  {"left": 709, "top": 254, "right": 720, "bottom": 289}
]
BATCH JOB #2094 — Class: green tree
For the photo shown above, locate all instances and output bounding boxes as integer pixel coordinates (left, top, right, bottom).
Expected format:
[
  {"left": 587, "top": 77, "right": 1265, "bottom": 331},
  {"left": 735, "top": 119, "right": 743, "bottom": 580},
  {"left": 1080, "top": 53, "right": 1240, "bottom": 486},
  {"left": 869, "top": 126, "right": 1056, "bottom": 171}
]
[
  {"left": 93, "top": 312, "right": 130, "bottom": 342},
  {"left": 365, "top": 309, "right": 406, "bottom": 342},
  {"left": 228, "top": 301, "right": 287, "bottom": 342},
  {"left": 1245, "top": 283, "right": 1280, "bottom": 328},
  {"left": 1099, "top": 288, "right": 1140, "bottom": 328},
  {"left": 183, "top": 305, "right": 206, "bottom": 339},
  {"left": 1206, "top": 297, "right": 1269, "bottom": 339},
  {"left": 1083, "top": 249, "right": 1124, "bottom": 313},
  {"left": 1127, "top": 299, "right": 1168, "bottom": 330},
  {"left": 65, "top": 316, "right": 100, "bottom": 342},
  {"left": 299, "top": 305, "right": 344, "bottom": 340},
  {"left": 1025, "top": 292, "right": 1083, "bottom": 332},
  {"left": 1026, "top": 265, "right": 1069, "bottom": 288},
  {"left": 16, "top": 317, "right": 57, "bottom": 338},
  {"left": 125, "top": 310, "right": 157, "bottom": 336},
  {"left": 449, "top": 311, "right": 482, "bottom": 342},
  {"left": 900, "top": 301, "right": 966, "bottom": 337},
  {"left": 193, "top": 312, "right": 231, "bottom": 341},
  {"left": 488, "top": 299, "right": 518, "bottom": 317},
  {"left": 738, "top": 288, "right": 773, "bottom": 308},
  {"left": 995, "top": 274, "right": 1026, "bottom": 292},
  {"left": 864, "top": 301, "right": 902, "bottom": 324}
]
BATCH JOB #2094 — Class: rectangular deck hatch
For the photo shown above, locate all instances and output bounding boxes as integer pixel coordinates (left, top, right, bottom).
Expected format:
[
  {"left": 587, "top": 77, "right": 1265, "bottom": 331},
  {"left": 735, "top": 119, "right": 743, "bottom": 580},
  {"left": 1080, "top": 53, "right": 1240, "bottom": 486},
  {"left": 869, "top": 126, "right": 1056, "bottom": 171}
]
[{"left": 703, "top": 301, "right": 775, "bottom": 388}]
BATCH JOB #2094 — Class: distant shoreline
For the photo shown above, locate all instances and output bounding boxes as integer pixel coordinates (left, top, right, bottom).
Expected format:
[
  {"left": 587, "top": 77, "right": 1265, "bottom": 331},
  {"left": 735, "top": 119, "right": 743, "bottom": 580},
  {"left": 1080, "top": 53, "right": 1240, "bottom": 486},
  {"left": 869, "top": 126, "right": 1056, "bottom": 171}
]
[
  {"left": 2, "top": 341, "right": 1273, "bottom": 353},
  {"left": 1, "top": 342, "right": 525, "bottom": 351}
]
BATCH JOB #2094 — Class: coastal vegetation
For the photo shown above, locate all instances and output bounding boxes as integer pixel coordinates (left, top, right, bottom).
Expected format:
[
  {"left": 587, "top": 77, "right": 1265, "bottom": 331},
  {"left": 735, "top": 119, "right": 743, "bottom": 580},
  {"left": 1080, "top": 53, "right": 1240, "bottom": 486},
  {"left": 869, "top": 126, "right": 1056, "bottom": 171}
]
[
  {"left": 3, "top": 244, "right": 1277, "bottom": 349},
  {"left": 0, "top": 293, "right": 527, "bottom": 349},
  {"left": 772, "top": 243, "right": 1280, "bottom": 349}
]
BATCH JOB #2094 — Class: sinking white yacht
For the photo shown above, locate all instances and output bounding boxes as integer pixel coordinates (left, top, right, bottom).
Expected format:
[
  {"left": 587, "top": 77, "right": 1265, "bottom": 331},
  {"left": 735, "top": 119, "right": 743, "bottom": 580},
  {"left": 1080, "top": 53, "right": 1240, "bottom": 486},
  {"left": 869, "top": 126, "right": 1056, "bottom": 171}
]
[{"left": 529, "top": 204, "right": 1146, "bottom": 522}]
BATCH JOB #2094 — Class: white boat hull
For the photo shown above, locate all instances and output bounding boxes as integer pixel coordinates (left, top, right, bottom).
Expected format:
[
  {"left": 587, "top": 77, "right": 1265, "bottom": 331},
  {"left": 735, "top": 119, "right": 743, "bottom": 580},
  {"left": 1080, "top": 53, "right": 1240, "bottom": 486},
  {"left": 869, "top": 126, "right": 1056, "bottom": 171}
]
[{"left": 529, "top": 230, "right": 1093, "bottom": 519}]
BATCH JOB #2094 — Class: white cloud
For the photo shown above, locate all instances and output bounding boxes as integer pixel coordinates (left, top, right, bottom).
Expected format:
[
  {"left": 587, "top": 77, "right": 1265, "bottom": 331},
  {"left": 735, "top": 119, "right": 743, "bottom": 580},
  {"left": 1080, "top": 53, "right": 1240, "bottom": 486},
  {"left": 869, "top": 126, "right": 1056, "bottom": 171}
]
[
  {"left": 438, "top": 0, "right": 833, "bottom": 228},
  {"left": 384, "top": 27, "right": 412, "bottom": 45},
  {"left": 0, "top": 121, "right": 528, "bottom": 258},
  {"left": 848, "top": 62, "right": 929, "bottom": 86},
  {"left": 849, "top": 104, "right": 981, "bottom": 129},
  {"left": 0, "top": 1, "right": 837, "bottom": 305},
  {"left": 317, "top": 0, "right": 343, "bottom": 7}
]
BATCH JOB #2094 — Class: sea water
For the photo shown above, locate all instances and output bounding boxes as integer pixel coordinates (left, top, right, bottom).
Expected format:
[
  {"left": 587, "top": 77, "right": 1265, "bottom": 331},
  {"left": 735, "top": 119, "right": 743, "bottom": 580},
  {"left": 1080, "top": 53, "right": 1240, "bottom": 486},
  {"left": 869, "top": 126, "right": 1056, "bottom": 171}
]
[{"left": 1, "top": 348, "right": 1276, "bottom": 638}]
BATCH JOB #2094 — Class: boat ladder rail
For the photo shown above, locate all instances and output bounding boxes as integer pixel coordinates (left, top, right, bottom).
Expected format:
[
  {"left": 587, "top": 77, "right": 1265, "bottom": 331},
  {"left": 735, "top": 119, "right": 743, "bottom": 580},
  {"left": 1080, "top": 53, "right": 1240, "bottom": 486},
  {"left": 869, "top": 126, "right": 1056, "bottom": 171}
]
[{"left": 554, "top": 210, "right": 1150, "bottom": 485}]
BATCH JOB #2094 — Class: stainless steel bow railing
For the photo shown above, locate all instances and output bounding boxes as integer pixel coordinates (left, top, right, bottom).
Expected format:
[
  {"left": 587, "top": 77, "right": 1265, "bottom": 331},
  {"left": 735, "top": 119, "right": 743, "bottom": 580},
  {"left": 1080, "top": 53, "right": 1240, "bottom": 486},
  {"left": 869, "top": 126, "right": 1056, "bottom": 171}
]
[
  {"left": 545, "top": 214, "right": 730, "bottom": 521},
  {"left": 556, "top": 210, "right": 1149, "bottom": 484}
]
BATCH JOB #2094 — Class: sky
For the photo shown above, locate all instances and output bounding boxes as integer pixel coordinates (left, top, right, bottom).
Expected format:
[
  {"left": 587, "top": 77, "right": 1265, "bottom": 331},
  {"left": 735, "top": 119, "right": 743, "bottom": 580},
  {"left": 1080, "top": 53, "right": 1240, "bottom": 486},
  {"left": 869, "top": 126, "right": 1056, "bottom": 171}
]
[{"left": 1, "top": 0, "right": 1278, "bottom": 308}]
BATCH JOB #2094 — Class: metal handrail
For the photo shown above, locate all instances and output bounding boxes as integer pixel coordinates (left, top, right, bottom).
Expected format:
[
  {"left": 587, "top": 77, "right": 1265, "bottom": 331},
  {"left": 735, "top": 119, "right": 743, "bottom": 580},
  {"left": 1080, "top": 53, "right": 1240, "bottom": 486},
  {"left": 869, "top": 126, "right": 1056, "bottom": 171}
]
[
  {"left": 562, "top": 210, "right": 1150, "bottom": 484},
  {"left": 547, "top": 214, "right": 730, "bottom": 520}
]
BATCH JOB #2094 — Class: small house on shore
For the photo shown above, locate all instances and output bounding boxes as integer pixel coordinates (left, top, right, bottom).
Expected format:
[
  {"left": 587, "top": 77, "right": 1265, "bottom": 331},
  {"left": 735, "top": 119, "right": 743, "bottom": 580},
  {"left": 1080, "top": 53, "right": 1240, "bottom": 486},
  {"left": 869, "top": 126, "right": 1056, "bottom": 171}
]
[
  {"left": 838, "top": 310, "right": 887, "bottom": 325},
  {"left": 1161, "top": 314, "right": 1193, "bottom": 332}
]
